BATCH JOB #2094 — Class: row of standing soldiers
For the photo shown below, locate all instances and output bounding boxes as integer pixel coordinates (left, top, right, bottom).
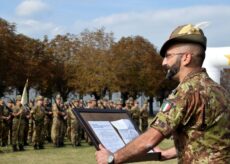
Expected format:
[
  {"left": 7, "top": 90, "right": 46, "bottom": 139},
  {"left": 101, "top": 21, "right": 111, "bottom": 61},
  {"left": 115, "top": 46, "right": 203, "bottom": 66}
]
[{"left": 0, "top": 95, "right": 149, "bottom": 152}]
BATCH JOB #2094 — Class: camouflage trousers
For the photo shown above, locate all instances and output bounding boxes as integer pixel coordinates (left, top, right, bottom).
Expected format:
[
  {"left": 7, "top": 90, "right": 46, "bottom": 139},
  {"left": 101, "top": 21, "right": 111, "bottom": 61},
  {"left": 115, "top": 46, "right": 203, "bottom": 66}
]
[
  {"left": 60, "top": 119, "right": 67, "bottom": 144},
  {"left": 1, "top": 122, "right": 10, "bottom": 146},
  {"left": 8, "top": 122, "right": 13, "bottom": 145},
  {"left": 28, "top": 119, "right": 33, "bottom": 144},
  {"left": 44, "top": 118, "right": 52, "bottom": 142},
  {"left": 12, "top": 118, "right": 25, "bottom": 145},
  {"left": 51, "top": 117, "right": 64, "bottom": 146},
  {"left": 133, "top": 118, "right": 140, "bottom": 129},
  {"left": 85, "top": 132, "right": 92, "bottom": 145},
  {"left": 24, "top": 119, "right": 29, "bottom": 145},
  {"left": 32, "top": 121, "right": 44, "bottom": 146},
  {"left": 70, "top": 120, "right": 82, "bottom": 146},
  {"left": 141, "top": 119, "right": 148, "bottom": 132}
]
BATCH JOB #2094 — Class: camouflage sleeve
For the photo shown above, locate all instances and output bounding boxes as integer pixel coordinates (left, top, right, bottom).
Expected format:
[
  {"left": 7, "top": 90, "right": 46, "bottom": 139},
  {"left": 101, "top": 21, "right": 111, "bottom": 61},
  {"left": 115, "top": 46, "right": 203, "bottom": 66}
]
[
  {"left": 30, "top": 107, "right": 35, "bottom": 114},
  {"left": 52, "top": 104, "right": 59, "bottom": 117},
  {"left": 150, "top": 91, "right": 198, "bottom": 137}
]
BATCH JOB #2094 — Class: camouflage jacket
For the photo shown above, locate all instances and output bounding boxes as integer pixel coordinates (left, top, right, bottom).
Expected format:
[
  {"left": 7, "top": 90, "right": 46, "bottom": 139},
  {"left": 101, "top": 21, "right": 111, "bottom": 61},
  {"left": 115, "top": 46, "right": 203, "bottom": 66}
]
[
  {"left": 31, "top": 105, "right": 45, "bottom": 122},
  {"left": 12, "top": 105, "right": 26, "bottom": 119},
  {"left": 140, "top": 105, "right": 149, "bottom": 119},
  {"left": 151, "top": 68, "right": 230, "bottom": 164},
  {"left": 130, "top": 106, "right": 140, "bottom": 119}
]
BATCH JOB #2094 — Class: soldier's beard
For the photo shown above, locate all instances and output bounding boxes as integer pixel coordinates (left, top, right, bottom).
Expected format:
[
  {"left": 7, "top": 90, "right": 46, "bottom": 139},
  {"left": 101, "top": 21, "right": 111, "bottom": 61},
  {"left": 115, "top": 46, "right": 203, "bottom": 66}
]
[{"left": 165, "top": 58, "right": 181, "bottom": 80}]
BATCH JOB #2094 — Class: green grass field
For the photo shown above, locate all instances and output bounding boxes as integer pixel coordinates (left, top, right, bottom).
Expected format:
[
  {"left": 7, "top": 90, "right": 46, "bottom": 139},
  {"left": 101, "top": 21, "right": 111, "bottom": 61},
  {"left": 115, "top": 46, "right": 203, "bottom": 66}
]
[
  {"left": 0, "top": 117, "right": 177, "bottom": 164},
  {"left": 0, "top": 139, "right": 177, "bottom": 164}
]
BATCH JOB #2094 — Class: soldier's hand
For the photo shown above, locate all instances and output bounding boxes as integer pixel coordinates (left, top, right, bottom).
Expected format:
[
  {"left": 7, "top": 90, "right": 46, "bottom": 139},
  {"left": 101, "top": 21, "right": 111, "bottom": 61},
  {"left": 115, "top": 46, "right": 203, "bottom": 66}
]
[
  {"left": 153, "top": 146, "right": 162, "bottom": 152},
  {"left": 153, "top": 146, "right": 177, "bottom": 161},
  {"left": 95, "top": 144, "right": 112, "bottom": 164},
  {"left": 64, "top": 115, "right": 68, "bottom": 120},
  {"left": 153, "top": 146, "right": 166, "bottom": 161},
  {"left": 62, "top": 112, "right": 66, "bottom": 116}
]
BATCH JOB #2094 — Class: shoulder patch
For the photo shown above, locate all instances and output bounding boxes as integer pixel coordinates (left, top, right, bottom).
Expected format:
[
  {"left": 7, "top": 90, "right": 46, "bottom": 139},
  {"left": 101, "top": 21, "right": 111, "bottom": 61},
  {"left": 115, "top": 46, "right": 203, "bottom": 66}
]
[{"left": 160, "top": 100, "right": 174, "bottom": 112}]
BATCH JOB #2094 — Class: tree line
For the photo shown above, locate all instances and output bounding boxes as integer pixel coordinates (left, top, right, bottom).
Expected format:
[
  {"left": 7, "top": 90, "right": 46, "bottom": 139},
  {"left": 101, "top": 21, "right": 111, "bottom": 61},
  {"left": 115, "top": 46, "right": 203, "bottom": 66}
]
[{"left": 0, "top": 17, "right": 177, "bottom": 102}]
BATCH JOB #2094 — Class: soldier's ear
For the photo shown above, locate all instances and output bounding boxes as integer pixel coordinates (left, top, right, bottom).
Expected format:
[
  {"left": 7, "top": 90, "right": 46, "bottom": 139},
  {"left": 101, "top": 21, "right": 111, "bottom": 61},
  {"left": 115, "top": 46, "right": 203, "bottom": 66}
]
[{"left": 182, "top": 53, "right": 192, "bottom": 66}]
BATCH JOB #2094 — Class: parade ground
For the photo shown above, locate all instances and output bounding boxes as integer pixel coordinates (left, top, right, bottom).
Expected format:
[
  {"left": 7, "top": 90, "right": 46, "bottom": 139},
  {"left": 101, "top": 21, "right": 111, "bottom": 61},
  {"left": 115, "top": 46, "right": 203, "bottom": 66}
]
[
  {"left": 0, "top": 139, "right": 177, "bottom": 164},
  {"left": 1, "top": 117, "right": 177, "bottom": 164}
]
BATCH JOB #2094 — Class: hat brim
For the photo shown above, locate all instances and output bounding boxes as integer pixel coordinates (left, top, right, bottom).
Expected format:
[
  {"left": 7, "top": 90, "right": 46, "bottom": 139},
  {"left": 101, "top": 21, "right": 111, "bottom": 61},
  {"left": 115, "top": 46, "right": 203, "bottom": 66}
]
[{"left": 160, "top": 34, "right": 207, "bottom": 57}]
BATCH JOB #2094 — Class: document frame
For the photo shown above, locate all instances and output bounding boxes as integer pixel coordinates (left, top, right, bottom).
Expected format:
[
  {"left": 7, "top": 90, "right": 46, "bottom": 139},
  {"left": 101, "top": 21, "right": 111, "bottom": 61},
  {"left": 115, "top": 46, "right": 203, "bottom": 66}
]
[{"left": 72, "top": 108, "right": 161, "bottom": 162}]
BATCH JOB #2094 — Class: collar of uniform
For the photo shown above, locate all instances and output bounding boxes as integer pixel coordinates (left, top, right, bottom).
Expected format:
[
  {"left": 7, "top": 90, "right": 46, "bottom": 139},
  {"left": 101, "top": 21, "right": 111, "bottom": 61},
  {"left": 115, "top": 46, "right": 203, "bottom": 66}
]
[
  {"left": 181, "top": 68, "right": 207, "bottom": 84},
  {"left": 169, "top": 68, "right": 207, "bottom": 96}
]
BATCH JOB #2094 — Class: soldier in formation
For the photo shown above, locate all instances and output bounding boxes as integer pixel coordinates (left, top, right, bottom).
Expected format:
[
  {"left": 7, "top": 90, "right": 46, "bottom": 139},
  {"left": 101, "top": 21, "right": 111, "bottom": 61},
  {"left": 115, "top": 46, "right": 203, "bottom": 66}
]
[
  {"left": 1, "top": 94, "right": 150, "bottom": 154},
  {"left": 115, "top": 99, "right": 123, "bottom": 110},
  {"left": 140, "top": 100, "right": 149, "bottom": 132},
  {"left": 51, "top": 95, "right": 66, "bottom": 147},
  {"left": 44, "top": 98, "right": 52, "bottom": 143},
  {"left": 12, "top": 95, "right": 26, "bottom": 151},
  {"left": 30, "top": 96, "right": 46, "bottom": 149},
  {"left": 67, "top": 99, "right": 82, "bottom": 147},
  {"left": 0, "top": 98, "right": 12, "bottom": 147},
  {"left": 130, "top": 100, "right": 140, "bottom": 128},
  {"left": 28, "top": 100, "right": 34, "bottom": 144}
]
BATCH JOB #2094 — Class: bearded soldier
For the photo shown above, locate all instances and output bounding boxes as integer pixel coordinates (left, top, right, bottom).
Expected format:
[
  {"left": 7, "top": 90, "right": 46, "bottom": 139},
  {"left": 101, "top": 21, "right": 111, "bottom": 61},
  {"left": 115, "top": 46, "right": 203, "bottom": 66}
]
[{"left": 96, "top": 24, "right": 230, "bottom": 164}]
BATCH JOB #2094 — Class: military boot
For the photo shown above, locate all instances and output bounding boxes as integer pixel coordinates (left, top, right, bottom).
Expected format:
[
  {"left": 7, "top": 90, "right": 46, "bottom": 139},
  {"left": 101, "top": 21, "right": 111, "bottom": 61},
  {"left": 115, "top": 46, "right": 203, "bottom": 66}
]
[{"left": 12, "top": 144, "right": 18, "bottom": 152}]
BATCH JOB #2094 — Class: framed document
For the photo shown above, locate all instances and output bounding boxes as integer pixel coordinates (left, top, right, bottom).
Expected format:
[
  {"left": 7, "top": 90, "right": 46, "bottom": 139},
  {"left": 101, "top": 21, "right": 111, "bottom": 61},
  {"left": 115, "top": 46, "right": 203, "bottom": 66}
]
[{"left": 72, "top": 108, "right": 161, "bottom": 162}]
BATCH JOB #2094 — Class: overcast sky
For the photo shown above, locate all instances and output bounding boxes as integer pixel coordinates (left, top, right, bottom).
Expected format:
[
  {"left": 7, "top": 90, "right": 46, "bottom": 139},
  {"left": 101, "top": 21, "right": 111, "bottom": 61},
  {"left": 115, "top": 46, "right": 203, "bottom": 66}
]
[{"left": 1, "top": 0, "right": 230, "bottom": 50}]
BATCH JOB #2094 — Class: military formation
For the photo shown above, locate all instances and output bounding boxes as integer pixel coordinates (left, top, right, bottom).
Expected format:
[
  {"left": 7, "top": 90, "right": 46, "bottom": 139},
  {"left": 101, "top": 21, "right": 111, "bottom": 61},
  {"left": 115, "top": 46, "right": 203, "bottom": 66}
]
[{"left": 0, "top": 95, "right": 149, "bottom": 152}]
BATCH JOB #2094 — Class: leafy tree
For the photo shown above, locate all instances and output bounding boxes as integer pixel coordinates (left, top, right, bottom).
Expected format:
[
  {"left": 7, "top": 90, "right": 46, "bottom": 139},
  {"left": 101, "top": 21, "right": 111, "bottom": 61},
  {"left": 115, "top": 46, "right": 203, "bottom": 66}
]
[
  {"left": 0, "top": 18, "right": 17, "bottom": 95},
  {"left": 111, "top": 36, "right": 164, "bottom": 102},
  {"left": 43, "top": 34, "right": 80, "bottom": 100},
  {"left": 68, "top": 28, "right": 115, "bottom": 99}
]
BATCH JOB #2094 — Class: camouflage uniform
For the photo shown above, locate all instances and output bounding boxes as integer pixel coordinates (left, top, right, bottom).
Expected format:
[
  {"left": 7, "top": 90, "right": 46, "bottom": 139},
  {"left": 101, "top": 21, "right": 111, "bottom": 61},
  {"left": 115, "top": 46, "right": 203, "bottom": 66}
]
[
  {"left": 140, "top": 102, "right": 149, "bottom": 132},
  {"left": 31, "top": 96, "right": 46, "bottom": 149},
  {"left": 67, "top": 107, "right": 81, "bottom": 147},
  {"left": 151, "top": 69, "right": 230, "bottom": 163},
  {"left": 12, "top": 96, "right": 26, "bottom": 151},
  {"left": 123, "top": 100, "right": 131, "bottom": 114},
  {"left": 28, "top": 101, "right": 34, "bottom": 144},
  {"left": 130, "top": 104, "right": 140, "bottom": 128},
  {"left": 51, "top": 103, "right": 61, "bottom": 147},
  {"left": 7, "top": 100, "right": 14, "bottom": 145},
  {"left": 51, "top": 95, "right": 65, "bottom": 147},
  {"left": 61, "top": 104, "right": 67, "bottom": 146},
  {"left": 23, "top": 107, "right": 30, "bottom": 146},
  {"left": 1, "top": 104, "right": 12, "bottom": 146},
  {"left": 44, "top": 98, "right": 52, "bottom": 143}
]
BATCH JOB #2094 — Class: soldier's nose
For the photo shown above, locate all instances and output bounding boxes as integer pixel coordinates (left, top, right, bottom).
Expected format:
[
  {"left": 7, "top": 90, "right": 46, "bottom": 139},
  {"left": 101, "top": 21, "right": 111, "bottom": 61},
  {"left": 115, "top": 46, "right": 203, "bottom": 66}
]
[{"left": 162, "top": 58, "right": 167, "bottom": 66}]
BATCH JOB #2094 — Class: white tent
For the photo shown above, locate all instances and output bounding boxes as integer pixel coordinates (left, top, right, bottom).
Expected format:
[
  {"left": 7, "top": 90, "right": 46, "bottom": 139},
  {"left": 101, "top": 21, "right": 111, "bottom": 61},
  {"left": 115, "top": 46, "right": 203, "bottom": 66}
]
[{"left": 203, "top": 47, "right": 230, "bottom": 84}]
